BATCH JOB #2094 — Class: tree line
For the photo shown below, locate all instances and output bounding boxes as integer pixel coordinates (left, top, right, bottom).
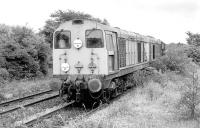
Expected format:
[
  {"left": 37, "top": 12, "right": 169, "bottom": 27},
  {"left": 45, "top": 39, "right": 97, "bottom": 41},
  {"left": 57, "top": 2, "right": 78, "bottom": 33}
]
[{"left": 0, "top": 9, "right": 200, "bottom": 82}]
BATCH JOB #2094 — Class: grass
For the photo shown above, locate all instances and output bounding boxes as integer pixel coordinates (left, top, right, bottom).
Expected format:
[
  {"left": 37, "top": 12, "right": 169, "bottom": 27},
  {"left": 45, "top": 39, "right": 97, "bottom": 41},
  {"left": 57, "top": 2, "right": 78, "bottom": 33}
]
[
  {"left": 63, "top": 71, "right": 200, "bottom": 128},
  {"left": 2, "top": 68, "right": 200, "bottom": 128},
  {"left": 0, "top": 68, "right": 61, "bottom": 102},
  {"left": 0, "top": 77, "right": 61, "bottom": 102}
]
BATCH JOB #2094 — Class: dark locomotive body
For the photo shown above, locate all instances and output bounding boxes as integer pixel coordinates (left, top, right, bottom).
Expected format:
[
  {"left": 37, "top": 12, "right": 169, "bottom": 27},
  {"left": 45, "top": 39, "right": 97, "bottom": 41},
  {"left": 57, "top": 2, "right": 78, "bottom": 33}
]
[{"left": 53, "top": 19, "right": 165, "bottom": 104}]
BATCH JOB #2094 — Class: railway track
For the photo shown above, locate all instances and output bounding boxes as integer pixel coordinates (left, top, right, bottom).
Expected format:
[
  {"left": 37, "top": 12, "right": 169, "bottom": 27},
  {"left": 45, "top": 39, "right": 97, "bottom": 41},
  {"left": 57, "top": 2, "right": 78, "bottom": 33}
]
[
  {"left": 0, "top": 90, "right": 59, "bottom": 115},
  {"left": 14, "top": 100, "right": 75, "bottom": 127},
  {"left": 14, "top": 87, "right": 134, "bottom": 127},
  {"left": 69, "top": 88, "right": 134, "bottom": 123},
  {"left": 0, "top": 89, "right": 53, "bottom": 107}
]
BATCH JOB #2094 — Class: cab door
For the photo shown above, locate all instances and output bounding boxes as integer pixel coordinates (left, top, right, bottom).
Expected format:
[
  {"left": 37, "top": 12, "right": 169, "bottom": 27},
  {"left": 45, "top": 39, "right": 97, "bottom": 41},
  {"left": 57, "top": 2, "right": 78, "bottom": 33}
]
[{"left": 105, "top": 31, "right": 118, "bottom": 72}]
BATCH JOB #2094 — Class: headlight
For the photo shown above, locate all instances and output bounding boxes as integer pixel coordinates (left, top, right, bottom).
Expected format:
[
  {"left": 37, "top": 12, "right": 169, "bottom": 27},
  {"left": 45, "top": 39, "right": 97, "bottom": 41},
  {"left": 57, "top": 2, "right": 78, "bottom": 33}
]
[
  {"left": 88, "top": 79, "right": 102, "bottom": 93},
  {"left": 61, "top": 63, "right": 70, "bottom": 72}
]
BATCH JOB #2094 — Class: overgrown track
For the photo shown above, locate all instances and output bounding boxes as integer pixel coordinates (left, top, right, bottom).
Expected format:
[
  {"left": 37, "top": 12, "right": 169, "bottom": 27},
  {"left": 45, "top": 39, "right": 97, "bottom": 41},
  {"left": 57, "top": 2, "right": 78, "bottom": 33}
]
[
  {"left": 0, "top": 90, "right": 59, "bottom": 115},
  {"left": 14, "top": 101, "right": 75, "bottom": 127},
  {"left": 14, "top": 87, "right": 134, "bottom": 127},
  {"left": 0, "top": 89, "right": 53, "bottom": 107},
  {"left": 73, "top": 88, "right": 134, "bottom": 122}
]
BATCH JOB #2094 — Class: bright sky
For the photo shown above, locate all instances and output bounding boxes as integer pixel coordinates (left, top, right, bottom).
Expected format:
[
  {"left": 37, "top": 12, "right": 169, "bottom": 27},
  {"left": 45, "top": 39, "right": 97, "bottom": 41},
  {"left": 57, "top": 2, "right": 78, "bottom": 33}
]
[{"left": 0, "top": 0, "right": 199, "bottom": 43}]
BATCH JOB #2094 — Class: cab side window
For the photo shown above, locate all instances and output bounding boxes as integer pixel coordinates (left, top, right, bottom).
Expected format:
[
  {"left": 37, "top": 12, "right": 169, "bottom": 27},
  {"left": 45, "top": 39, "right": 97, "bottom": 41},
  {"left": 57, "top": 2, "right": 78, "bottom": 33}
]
[
  {"left": 106, "top": 34, "right": 114, "bottom": 51},
  {"left": 54, "top": 31, "right": 71, "bottom": 49}
]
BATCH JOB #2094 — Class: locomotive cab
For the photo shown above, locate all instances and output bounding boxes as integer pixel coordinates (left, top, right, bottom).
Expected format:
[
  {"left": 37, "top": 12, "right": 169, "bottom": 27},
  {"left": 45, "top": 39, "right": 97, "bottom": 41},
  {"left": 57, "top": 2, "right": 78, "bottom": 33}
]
[{"left": 53, "top": 19, "right": 114, "bottom": 103}]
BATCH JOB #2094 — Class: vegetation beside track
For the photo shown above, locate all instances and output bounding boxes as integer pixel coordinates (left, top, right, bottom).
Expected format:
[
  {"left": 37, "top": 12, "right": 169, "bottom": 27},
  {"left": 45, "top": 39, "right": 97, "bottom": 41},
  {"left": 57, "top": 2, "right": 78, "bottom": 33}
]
[
  {"left": 64, "top": 71, "right": 200, "bottom": 128},
  {"left": 0, "top": 77, "right": 61, "bottom": 102},
  {"left": 0, "top": 9, "right": 200, "bottom": 128},
  {"left": 61, "top": 42, "right": 200, "bottom": 128}
]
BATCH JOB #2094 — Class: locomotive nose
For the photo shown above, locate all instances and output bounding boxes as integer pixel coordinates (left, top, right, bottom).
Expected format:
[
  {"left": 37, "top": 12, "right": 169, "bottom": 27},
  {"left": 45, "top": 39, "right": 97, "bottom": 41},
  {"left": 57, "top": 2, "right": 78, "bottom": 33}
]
[{"left": 88, "top": 79, "right": 102, "bottom": 93}]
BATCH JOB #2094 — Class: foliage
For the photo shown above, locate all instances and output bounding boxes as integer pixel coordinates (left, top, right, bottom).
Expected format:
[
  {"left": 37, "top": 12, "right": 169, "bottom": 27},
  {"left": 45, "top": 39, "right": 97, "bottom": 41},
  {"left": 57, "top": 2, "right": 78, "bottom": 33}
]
[
  {"left": 186, "top": 31, "right": 200, "bottom": 47},
  {"left": 36, "top": 43, "right": 50, "bottom": 75},
  {"left": 186, "top": 46, "right": 200, "bottom": 65},
  {"left": 178, "top": 72, "right": 200, "bottom": 119},
  {"left": 0, "top": 25, "right": 50, "bottom": 80},
  {"left": 127, "top": 69, "right": 154, "bottom": 87},
  {"left": 185, "top": 32, "right": 200, "bottom": 65},
  {"left": 102, "top": 19, "right": 110, "bottom": 25},
  {"left": 40, "top": 9, "right": 110, "bottom": 47},
  {"left": 1, "top": 43, "right": 39, "bottom": 79},
  {"left": 149, "top": 59, "right": 166, "bottom": 73},
  {"left": 150, "top": 43, "right": 191, "bottom": 74},
  {"left": 0, "top": 24, "right": 15, "bottom": 46}
]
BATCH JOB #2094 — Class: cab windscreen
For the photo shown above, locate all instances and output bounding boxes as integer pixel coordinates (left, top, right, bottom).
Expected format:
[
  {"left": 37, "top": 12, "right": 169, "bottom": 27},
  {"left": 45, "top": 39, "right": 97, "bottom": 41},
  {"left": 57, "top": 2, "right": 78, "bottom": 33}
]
[
  {"left": 54, "top": 31, "right": 71, "bottom": 49},
  {"left": 86, "top": 29, "right": 104, "bottom": 48}
]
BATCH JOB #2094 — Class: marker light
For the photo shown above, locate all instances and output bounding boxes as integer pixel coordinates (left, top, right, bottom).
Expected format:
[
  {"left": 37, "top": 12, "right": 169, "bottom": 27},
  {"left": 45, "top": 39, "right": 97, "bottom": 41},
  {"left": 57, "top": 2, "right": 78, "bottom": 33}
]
[
  {"left": 61, "top": 63, "right": 70, "bottom": 72},
  {"left": 73, "top": 38, "right": 83, "bottom": 49}
]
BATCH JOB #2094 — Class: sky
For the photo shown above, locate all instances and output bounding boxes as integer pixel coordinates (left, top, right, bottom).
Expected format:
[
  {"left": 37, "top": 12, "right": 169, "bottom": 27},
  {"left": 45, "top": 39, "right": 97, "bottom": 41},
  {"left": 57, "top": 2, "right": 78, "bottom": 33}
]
[{"left": 0, "top": 0, "right": 199, "bottom": 44}]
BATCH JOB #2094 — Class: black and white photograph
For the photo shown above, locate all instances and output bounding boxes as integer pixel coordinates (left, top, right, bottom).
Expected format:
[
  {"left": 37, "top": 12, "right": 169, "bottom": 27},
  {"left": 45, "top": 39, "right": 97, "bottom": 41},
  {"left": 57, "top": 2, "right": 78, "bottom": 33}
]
[{"left": 0, "top": 0, "right": 200, "bottom": 127}]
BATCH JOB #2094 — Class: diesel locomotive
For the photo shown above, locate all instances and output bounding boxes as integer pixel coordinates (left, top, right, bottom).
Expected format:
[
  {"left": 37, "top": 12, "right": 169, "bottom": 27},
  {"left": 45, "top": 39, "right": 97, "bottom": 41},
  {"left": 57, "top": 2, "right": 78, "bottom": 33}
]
[{"left": 53, "top": 19, "right": 165, "bottom": 104}]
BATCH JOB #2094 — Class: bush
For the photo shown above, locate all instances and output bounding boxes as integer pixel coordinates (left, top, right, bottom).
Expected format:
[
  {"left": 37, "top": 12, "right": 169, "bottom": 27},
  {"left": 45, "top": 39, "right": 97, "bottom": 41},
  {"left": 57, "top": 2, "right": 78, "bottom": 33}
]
[
  {"left": 0, "top": 25, "right": 51, "bottom": 80},
  {"left": 186, "top": 46, "right": 200, "bottom": 65},
  {"left": 2, "top": 43, "right": 40, "bottom": 79},
  {"left": 149, "top": 59, "right": 166, "bottom": 73},
  {"left": 150, "top": 43, "right": 191, "bottom": 74},
  {"left": 127, "top": 69, "right": 154, "bottom": 87}
]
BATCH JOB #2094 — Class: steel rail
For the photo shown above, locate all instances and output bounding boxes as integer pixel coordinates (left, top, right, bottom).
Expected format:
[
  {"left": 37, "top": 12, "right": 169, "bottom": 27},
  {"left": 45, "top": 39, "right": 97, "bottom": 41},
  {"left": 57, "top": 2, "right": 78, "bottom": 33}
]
[
  {"left": 14, "top": 101, "right": 75, "bottom": 127},
  {"left": 14, "top": 84, "right": 135, "bottom": 127},
  {"left": 71, "top": 87, "right": 134, "bottom": 123},
  {"left": 0, "top": 91, "right": 59, "bottom": 115},
  {"left": 0, "top": 89, "right": 53, "bottom": 107}
]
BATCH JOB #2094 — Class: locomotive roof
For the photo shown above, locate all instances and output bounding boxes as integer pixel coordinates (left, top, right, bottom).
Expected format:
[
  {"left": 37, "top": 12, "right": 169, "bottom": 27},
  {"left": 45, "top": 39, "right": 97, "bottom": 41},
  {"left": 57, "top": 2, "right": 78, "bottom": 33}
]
[{"left": 57, "top": 19, "right": 162, "bottom": 44}]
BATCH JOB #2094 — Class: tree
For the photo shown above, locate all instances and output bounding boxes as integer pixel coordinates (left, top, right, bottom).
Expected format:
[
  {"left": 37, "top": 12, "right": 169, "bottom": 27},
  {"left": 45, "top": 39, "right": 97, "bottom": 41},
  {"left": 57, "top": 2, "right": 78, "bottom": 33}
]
[
  {"left": 185, "top": 32, "right": 200, "bottom": 65},
  {"left": 102, "top": 19, "right": 110, "bottom": 26},
  {"left": 40, "top": 9, "right": 110, "bottom": 47},
  {"left": 39, "top": 19, "right": 58, "bottom": 48},
  {"left": 186, "top": 31, "right": 200, "bottom": 46},
  {"left": 186, "top": 46, "right": 200, "bottom": 65},
  {"left": 50, "top": 10, "right": 93, "bottom": 23},
  {"left": 0, "top": 24, "right": 50, "bottom": 79},
  {"left": 0, "top": 24, "right": 12, "bottom": 45}
]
